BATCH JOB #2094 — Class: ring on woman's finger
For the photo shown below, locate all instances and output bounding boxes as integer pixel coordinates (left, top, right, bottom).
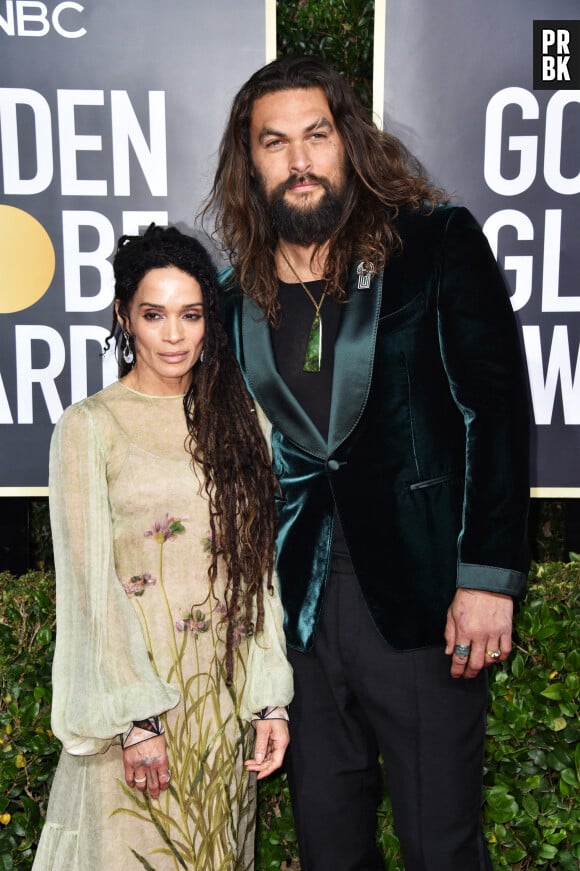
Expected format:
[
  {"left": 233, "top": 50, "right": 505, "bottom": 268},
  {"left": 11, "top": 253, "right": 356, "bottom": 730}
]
[
  {"left": 159, "top": 770, "right": 172, "bottom": 782},
  {"left": 134, "top": 777, "right": 147, "bottom": 784},
  {"left": 486, "top": 649, "right": 501, "bottom": 659},
  {"left": 453, "top": 643, "right": 471, "bottom": 658}
]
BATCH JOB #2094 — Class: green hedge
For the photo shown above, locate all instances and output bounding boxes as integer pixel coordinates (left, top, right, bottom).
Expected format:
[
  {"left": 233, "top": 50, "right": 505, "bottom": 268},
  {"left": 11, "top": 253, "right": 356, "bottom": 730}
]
[
  {"left": 1, "top": 563, "right": 578, "bottom": 870},
  {"left": 277, "top": 0, "right": 374, "bottom": 108},
  {"left": 0, "top": 572, "right": 57, "bottom": 871}
]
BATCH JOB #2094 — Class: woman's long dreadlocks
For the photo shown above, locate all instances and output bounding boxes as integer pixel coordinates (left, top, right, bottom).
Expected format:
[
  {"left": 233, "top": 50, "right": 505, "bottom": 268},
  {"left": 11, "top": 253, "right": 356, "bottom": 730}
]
[{"left": 106, "top": 224, "right": 279, "bottom": 684}]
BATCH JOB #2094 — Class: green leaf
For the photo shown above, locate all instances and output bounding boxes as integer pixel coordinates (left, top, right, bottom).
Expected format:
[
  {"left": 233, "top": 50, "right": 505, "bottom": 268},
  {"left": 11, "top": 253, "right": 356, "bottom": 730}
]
[
  {"left": 522, "top": 794, "right": 539, "bottom": 817},
  {"left": 546, "top": 747, "right": 572, "bottom": 771},
  {"left": 511, "top": 652, "right": 525, "bottom": 678},
  {"left": 538, "top": 843, "right": 558, "bottom": 859},
  {"left": 485, "top": 787, "right": 519, "bottom": 823},
  {"left": 503, "top": 847, "right": 527, "bottom": 862},
  {"left": 561, "top": 767, "right": 579, "bottom": 787},
  {"left": 36, "top": 627, "right": 53, "bottom": 646}
]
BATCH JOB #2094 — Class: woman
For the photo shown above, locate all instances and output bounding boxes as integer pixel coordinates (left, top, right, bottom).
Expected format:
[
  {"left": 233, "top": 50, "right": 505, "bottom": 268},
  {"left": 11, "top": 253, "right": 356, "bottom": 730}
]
[{"left": 33, "top": 225, "right": 293, "bottom": 870}]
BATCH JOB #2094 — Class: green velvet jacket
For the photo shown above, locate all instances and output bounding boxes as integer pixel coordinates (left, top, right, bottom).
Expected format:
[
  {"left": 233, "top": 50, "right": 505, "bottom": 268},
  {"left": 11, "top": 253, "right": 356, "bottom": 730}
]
[{"left": 221, "top": 204, "right": 530, "bottom": 653}]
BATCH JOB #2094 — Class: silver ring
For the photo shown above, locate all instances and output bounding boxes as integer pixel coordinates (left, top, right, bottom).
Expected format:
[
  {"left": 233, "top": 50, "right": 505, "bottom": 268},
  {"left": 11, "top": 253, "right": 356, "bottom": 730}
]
[
  {"left": 453, "top": 643, "right": 471, "bottom": 658},
  {"left": 159, "top": 770, "right": 172, "bottom": 782},
  {"left": 486, "top": 649, "right": 501, "bottom": 659},
  {"left": 134, "top": 777, "right": 147, "bottom": 784}
]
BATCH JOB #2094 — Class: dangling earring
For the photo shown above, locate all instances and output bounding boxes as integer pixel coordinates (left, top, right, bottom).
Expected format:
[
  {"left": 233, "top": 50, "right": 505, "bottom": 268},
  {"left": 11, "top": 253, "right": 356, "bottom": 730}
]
[
  {"left": 122, "top": 330, "right": 134, "bottom": 365},
  {"left": 200, "top": 350, "right": 205, "bottom": 363}
]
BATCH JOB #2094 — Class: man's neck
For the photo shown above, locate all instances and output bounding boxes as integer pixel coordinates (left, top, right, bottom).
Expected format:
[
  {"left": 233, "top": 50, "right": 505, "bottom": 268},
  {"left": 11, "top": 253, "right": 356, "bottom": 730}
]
[{"left": 275, "top": 240, "right": 330, "bottom": 283}]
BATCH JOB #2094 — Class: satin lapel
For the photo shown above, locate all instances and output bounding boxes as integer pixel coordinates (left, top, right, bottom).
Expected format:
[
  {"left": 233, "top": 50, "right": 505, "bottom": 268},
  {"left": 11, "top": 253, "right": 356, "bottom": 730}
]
[
  {"left": 328, "top": 265, "right": 384, "bottom": 453},
  {"left": 242, "top": 297, "right": 327, "bottom": 458}
]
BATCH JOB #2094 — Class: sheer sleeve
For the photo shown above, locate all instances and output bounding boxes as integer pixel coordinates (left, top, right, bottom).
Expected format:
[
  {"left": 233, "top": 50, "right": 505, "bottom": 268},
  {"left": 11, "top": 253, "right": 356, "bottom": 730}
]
[
  {"left": 49, "top": 401, "right": 180, "bottom": 755},
  {"left": 241, "top": 571, "right": 294, "bottom": 719}
]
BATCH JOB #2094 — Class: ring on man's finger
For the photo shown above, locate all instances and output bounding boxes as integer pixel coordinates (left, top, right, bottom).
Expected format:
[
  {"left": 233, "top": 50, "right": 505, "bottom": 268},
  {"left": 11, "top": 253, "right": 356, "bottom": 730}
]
[
  {"left": 453, "top": 643, "right": 471, "bottom": 658},
  {"left": 486, "top": 649, "right": 501, "bottom": 659},
  {"left": 134, "top": 777, "right": 147, "bottom": 784}
]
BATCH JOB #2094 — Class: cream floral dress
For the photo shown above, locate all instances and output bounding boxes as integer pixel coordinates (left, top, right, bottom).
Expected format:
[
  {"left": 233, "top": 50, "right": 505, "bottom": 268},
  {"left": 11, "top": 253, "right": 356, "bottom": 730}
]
[{"left": 32, "top": 381, "right": 293, "bottom": 871}]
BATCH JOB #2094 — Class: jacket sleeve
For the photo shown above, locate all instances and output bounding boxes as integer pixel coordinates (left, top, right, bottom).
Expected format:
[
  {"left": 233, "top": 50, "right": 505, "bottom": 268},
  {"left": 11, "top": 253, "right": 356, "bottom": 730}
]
[
  {"left": 437, "top": 206, "right": 530, "bottom": 597},
  {"left": 49, "top": 403, "right": 180, "bottom": 755},
  {"left": 240, "top": 402, "right": 293, "bottom": 719}
]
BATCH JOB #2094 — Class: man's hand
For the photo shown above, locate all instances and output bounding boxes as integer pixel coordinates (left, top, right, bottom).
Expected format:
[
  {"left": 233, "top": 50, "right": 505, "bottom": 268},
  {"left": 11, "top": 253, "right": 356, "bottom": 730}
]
[
  {"left": 245, "top": 718, "right": 290, "bottom": 780},
  {"left": 123, "top": 734, "right": 171, "bottom": 799},
  {"left": 445, "top": 588, "right": 513, "bottom": 679}
]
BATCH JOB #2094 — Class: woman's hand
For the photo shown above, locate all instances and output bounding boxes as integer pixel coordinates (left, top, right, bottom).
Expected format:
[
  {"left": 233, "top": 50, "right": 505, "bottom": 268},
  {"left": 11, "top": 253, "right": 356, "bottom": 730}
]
[
  {"left": 245, "top": 718, "right": 290, "bottom": 780},
  {"left": 123, "top": 734, "right": 171, "bottom": 799}
]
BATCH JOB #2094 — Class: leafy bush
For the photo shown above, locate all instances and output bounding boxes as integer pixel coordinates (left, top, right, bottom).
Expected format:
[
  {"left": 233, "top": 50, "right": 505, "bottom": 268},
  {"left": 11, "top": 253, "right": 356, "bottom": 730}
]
[
  {"left": 1, "top": 564, "right": 578, "bottom": 870},
  {"left": 0, "top": 572, "right": 58, "bottom": 871},
  {"left": 277, "top": 0, "right": 374, "bottom": 108},
  {"left": 483, "top": 561, "right": 580, "bottom": 870}
]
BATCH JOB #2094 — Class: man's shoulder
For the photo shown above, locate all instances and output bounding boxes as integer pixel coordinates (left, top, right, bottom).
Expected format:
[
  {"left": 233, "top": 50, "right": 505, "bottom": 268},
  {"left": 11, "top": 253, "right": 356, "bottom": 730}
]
[
  {"left": 217, "top": 266, "right": 245, "bottom": 344},
  {"left": 218, "top": 265, "right": 236, "bottom": 288},
  {"left": 395, "top": 202, "right": 455, "bottom": 232},
  {"left": 396, "top": 202, "right": 483, "bottom": 233},
  {"left": 392, "top": 203, "right": 482, "bottom": 255}
]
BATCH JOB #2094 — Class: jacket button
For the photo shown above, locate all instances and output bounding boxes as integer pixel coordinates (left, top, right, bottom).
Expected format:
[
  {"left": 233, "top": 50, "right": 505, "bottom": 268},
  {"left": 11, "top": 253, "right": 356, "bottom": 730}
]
[{"left": 327, "top": 459, "right": 340, "bottom": 471}]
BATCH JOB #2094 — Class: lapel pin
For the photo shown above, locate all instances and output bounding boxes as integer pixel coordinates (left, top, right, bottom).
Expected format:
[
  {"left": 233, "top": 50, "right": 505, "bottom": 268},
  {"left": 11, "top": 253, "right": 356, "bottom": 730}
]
[{"left": 357, "top": 261, "right": 374, "bottom": 290}]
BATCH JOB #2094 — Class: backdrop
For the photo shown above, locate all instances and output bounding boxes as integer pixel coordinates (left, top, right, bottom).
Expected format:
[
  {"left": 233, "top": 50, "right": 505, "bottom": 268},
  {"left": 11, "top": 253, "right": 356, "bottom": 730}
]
[
  {"left": 377, "top": 0, "right": 580, "bottom": 494},
  {"left": 0, "top": 0, "right": 273, "bottom": 491}
]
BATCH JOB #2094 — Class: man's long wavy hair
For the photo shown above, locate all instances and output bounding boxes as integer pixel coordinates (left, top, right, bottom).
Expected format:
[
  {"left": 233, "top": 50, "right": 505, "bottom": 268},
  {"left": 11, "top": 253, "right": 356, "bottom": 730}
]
[
  {"left": 203, "top": 55, "right": 448, "bottom": 323},
  {"left": 106, "top": 225, "right": 278, "bottom": 684}
]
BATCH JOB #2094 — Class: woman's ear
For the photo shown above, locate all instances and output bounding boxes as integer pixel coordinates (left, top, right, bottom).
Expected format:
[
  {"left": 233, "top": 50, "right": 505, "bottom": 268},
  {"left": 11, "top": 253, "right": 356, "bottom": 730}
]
[{"left": 115, "top": 300, "right": 129, "bottom": 333}]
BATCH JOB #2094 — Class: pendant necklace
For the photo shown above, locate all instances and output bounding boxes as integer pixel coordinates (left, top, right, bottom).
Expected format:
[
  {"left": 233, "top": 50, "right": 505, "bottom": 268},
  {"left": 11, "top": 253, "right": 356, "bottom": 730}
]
[{"left": 279, "top": 247, "right": 327, "bottom": 373}]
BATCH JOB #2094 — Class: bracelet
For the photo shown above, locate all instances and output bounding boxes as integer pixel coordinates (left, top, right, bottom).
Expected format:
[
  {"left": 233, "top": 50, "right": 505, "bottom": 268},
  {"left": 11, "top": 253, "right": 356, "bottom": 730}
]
[
  {"left": 251, "top": 706, "right": 289, "bottom": 722},
  {"left": 121, "top": 715, "right": 165, "bottom": 749}
]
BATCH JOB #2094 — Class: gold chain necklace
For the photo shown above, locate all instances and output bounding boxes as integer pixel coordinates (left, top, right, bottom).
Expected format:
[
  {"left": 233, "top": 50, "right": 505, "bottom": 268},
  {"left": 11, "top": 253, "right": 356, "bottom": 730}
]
[{"left": 279, "top": 247, "right": 326, "bottom": 372}]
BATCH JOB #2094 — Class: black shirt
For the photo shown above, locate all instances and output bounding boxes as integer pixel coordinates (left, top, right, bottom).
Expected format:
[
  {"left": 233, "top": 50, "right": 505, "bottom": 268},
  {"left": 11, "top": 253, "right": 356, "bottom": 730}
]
[{"left": 270, "top": 280, "right": 343, "bottom": 441}]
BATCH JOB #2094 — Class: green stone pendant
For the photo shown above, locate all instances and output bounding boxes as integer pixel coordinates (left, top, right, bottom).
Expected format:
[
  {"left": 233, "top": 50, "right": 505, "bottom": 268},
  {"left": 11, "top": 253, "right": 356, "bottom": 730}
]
[{"left": 303, "top": 313, "right": 322, "bottom": 372}]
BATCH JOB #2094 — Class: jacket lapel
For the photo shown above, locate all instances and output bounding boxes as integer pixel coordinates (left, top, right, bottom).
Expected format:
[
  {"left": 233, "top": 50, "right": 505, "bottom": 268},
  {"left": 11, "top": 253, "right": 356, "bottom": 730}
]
[
  {"left": 327, "top": 264, "right": 383, "bottom": 453},
  {"left": 241, "top": 262, "right": 383, "bottom": 458},
  {"left": 242, "top": 298, "right": 328, "bottom": 458}
]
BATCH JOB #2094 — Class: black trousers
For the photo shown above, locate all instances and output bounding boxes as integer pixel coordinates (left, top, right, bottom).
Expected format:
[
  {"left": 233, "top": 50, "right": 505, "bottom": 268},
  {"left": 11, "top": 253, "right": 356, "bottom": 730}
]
[{"left": 285, "top": 550, "right": 493, "bottom": 871}]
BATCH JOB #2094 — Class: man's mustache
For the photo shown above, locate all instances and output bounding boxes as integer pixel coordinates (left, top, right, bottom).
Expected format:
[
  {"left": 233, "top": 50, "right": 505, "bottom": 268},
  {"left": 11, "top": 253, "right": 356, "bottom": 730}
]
[{"left": 271, "top": 173, "right": 331, "bottom": 200}]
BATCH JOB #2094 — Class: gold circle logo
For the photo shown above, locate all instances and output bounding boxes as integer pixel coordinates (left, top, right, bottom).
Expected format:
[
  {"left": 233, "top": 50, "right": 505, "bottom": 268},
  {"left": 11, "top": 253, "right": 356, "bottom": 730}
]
[{"left": 0, "top": 206, "right": 56, "bottom": 314}]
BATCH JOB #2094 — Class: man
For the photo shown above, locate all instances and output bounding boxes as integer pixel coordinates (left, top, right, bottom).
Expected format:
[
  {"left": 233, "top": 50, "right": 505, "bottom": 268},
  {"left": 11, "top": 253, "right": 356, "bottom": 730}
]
[{"left": 206, "top": 56, "right": 530, "bottom": 871}]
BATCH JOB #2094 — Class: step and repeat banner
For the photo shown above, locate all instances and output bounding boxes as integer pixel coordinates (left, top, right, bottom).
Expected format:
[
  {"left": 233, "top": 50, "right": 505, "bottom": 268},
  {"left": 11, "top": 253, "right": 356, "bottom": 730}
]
[
  {"left": 0, "top": 0, "right": 272, "bottom": 491},
  {"left": 2, "top": 1, "right": 578, "bottom": 494},
  {"left": 378, "top": 0, "right": 580, "bottom": 494}
]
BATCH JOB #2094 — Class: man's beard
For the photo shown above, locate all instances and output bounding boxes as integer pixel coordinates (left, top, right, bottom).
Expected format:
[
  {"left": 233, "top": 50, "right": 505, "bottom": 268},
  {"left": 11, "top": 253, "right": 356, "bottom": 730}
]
[{"left": 263, "top": 173, "right": 346, "bottom": 246}]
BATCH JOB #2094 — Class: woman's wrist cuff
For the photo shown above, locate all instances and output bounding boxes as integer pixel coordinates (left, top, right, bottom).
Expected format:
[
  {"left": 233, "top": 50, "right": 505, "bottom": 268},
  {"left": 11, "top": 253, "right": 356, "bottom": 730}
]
[
  {"left": 121, "top": 715, "right": 165, "bottom": 749},
  {"left": 251, "top": 706, "right": 289, "bottom": 722}
]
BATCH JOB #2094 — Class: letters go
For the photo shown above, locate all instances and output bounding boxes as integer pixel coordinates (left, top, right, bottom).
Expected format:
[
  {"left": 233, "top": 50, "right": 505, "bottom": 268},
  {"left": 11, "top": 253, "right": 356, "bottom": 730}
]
[{"left": 484, "top": 87, "right": 580, "bottom": 195}]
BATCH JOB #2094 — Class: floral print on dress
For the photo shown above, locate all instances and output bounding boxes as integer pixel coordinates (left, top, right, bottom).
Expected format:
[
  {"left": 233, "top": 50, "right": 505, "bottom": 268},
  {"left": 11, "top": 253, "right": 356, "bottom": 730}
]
[
  {"left": 116, "top": 508, "right": 255, "bottom": 868},
  {"left": 175, "top": 609, "right": 211, "bottom": 635},
  {"left": 123, "top": 572, "right": 157, "bottom": 597},
  {"left": 145, "top": 513, "right": 187, "bottom": 543},
  {"left": 201, "top": 528, "right": 223, "bottom": 555}
]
